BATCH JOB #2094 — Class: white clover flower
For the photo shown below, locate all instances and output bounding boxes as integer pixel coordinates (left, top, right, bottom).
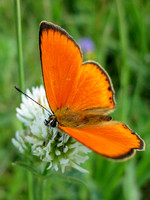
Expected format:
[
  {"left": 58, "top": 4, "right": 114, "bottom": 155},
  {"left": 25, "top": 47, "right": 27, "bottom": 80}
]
[{"left": 13, "top": 85, "right": 91, "bottom": 173}]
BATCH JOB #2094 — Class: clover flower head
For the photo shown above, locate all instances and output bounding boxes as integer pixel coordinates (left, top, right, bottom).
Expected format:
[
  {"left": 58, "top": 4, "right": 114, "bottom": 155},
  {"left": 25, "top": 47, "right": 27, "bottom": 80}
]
[{"left": 12, "top": 85, "right": 91, "bottom": 173}]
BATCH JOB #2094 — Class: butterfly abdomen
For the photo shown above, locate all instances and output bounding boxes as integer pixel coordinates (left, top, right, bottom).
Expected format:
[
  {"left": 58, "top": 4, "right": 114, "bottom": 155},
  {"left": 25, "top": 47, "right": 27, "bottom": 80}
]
[
  {"left": 76, "top": 114, "right": 112, "bottom": 127},
  {"left": 55, "top": 108, "right": 112, "bottom": 128}
]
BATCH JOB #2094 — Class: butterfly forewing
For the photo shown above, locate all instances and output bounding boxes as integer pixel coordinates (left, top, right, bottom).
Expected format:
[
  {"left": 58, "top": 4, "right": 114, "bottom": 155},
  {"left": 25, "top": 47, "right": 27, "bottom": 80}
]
[{"left": 39, "top": 22, "right": 115, "bottom": 113}]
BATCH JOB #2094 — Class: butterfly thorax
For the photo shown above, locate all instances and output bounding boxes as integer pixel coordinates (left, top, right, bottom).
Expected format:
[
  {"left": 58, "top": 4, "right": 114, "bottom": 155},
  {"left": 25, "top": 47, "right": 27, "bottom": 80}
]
[{"left": 54, "top": 108, "right": 112, "bottom": 128}]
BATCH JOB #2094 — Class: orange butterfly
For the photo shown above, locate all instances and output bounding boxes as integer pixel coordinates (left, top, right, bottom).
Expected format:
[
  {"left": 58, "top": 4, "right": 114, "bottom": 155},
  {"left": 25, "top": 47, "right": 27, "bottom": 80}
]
[{"left": 39, "top": 21, "right": 145, "bottom": 160}]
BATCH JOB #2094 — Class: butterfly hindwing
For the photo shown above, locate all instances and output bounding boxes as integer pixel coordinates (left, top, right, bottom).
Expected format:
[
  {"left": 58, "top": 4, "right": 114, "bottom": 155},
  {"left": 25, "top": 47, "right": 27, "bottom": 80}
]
[{"left": 60, "top": 122, "right": 145, "bottom": 160}]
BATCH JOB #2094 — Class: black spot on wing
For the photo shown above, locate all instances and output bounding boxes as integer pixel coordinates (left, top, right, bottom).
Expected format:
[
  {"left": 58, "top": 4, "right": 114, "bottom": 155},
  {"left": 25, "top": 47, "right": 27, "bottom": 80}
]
[
  {"left": 108, "top": 86, "right": 111, "bottom": 91},
  {"left": 122, "top": 124, "right": 128, "bottom": 129}
]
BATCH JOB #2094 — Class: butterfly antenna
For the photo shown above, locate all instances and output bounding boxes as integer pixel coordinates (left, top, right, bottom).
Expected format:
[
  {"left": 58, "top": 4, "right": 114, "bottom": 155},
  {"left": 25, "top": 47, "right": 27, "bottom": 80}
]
[{"left": 14, "top": 86, "right": 52, "bottom": 114}]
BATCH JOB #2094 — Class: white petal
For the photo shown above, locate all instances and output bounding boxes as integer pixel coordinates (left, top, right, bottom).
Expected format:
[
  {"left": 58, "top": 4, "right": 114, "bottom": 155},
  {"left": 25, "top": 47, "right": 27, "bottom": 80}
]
[
  {"left": 70, "top": 161, "right": 89, "bottom": 173},
  {"left": 25, "top": 136, "right": 41, "bottom": 144},
  {"left": 63, "top": 146, "right": 68, "bottom": 153},
  {"left": 16, "top": 113, "right": 29, "bottom": 124},
  {"left": 12, "top": 138, "right": 25, "bottom": 153},
  {"left": 55, "top": 150, "right": 61, "bottom": 156},
  {"left": 47, "top": 162, "right": 52, "bottom": 170}
]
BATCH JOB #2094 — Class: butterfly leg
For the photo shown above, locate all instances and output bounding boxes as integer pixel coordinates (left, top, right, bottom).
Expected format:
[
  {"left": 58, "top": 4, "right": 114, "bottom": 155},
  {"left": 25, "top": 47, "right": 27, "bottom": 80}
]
[
  {"left": 44, "top": 119, "right": 50, "bottom": 126},
  {"left": 43, "top": 126, "right": 51, "bottom": 147}
]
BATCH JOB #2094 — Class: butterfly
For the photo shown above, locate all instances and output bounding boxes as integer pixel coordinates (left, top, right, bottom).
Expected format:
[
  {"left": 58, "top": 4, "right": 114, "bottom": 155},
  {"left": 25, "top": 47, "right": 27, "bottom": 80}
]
[{"left": 39, "top": 21, "right": 145, "bottom": 160}]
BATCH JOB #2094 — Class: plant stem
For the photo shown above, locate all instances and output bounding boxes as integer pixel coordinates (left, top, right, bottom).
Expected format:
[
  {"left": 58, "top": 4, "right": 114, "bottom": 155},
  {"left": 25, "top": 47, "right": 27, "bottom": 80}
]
[
  {"left": 130, "top": 0, "right": 147, "bottom": 116},
  {"left": 14, "top": 0, "right": 24, "bottom": 91},
  {"left": 14, "top": 1, "right": 34, "bottom": 199},
  {"left": 116, "top": 1, "right": 140, "bottom": 200},
  {"left": 116, "top": 0, "right": 129, "bottom": 122},
  {"left": 27, "top": 171, "right": 34, "bottom": 200}
]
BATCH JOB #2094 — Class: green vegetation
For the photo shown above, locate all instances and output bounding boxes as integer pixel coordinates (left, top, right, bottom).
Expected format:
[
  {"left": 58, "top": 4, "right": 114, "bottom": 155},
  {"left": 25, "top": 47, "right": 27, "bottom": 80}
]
[{"left": 0, "top": 0, "right": 150, "bottom": 199}]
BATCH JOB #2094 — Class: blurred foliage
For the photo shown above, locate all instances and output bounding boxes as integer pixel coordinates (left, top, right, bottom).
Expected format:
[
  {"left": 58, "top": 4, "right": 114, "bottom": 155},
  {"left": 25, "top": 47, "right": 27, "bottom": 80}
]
[{"left": 0, "top": 0, "right": 150, "bottom": 199}]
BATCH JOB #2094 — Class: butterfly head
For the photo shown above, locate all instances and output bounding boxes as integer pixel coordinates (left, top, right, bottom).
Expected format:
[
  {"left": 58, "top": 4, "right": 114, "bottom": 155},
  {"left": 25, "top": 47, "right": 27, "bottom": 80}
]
[{"left": 44, "top": 115, "right": 58, "bottom": 128}]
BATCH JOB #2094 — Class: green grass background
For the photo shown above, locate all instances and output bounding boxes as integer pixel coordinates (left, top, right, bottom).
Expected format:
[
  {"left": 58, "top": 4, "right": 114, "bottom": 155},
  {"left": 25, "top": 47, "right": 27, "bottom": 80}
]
[{"left": 0, "top": 0, "right": 150, "bottom": 199}]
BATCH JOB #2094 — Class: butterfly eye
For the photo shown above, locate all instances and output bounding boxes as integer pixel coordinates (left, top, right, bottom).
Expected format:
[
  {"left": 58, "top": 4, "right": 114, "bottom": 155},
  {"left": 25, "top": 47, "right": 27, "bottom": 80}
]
[{"left": 50, "top": 118, "right": 58, "bottom": 127}]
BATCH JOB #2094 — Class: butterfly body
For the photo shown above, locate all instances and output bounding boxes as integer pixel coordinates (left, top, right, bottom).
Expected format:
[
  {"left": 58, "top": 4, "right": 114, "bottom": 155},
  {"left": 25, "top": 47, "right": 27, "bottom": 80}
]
[
  {"left": 55, "top": 107, "right": 112, "bottom": 128},
  {"left": 39, "top": 21, "right": 145, "bottom": 160}
]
